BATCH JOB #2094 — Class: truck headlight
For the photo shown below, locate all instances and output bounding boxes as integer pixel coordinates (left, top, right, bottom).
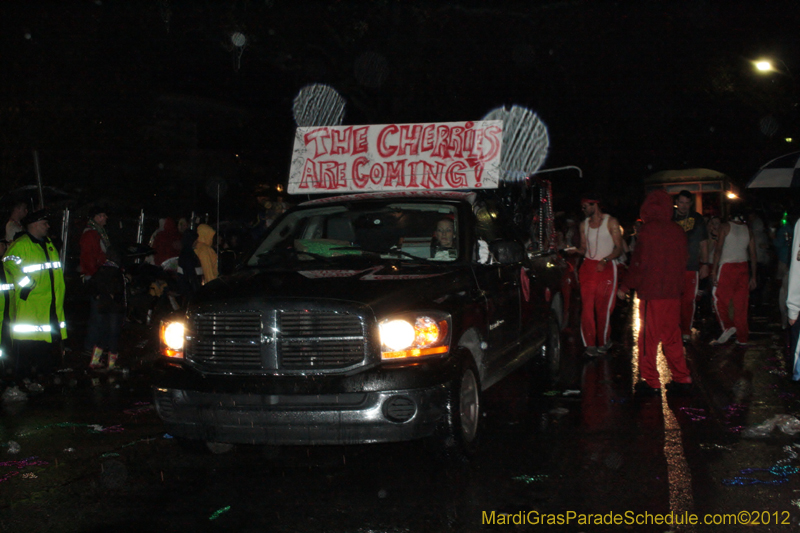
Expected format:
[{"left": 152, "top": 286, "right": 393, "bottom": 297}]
[
  {"left": 160, "top": 320, "right": 185, "bottom": 359},
  {"left": 379, "top": 312, "right": 450, "bottom": 361}
]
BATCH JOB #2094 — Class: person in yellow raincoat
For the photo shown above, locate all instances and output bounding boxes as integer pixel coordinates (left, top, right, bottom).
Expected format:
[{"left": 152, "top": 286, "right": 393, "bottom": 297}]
[
  {"left": 0, "top": 238, "right": 13, "bottom": 378},
  {"left": 194, "top": 224, "right": 218, "bottom": 284},
  {"left": 2, "top": 210, "right": 66, "bottom": 386}
]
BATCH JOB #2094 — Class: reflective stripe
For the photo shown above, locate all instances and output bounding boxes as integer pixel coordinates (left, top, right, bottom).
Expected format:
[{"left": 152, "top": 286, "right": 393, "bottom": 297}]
[
  {"left": 0, "top": 284, "right": 13, "bottom": 291},
  {"left": 22, "top": 261, "right": 62, "bottom": 273},
  {"left": 19, "top": 277, "right": 32, "bottom": 287},
  {"left": 14, "top": 324, "right": 53, "bottom": 333},
  {"left": 12, "top": 322, "right": 66, "bottom": 333},
  {"left": 2, "top": 255, "right": 22, "bottom": 265}
]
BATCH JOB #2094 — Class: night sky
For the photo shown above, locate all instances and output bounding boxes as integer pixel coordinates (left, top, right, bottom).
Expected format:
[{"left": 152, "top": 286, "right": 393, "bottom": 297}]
[{"left": 1, "top": 0, "right": 798, "bottom": 222}]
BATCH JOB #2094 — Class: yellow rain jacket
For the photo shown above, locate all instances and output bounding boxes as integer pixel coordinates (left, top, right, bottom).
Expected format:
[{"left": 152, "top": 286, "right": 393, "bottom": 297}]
[
  {"left": 0, "top": 265, "right": 13, "bottom": 355},
  {"left": 3, "top": 234, "right": 67, "bottom": 342},
  {"left": 194, "top": 224, "right": 218, "bottom": 284}
]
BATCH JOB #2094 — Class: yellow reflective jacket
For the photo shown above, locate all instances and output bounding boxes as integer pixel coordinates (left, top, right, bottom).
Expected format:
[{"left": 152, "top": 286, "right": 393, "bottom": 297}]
[
  {"left": 0, "top": 265, "right": 13, "bottom": 352},
  {"left": 3, "top": 234, "right": 67, "bottom": 342}
]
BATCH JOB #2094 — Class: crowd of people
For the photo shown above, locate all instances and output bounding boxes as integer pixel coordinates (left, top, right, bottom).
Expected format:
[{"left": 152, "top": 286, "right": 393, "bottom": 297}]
[
  {"left": 0, "top": 194, "right": 292, "bottom": 393},
  {"left": 561, "top": 189, "right": 798, "bottom": 394}
]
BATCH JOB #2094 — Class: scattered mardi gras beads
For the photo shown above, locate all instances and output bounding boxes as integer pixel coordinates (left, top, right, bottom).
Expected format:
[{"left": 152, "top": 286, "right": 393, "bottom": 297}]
[
  {"left": 121, "top": 437, "right": 157, "bottom": 448},
  {"left": 0, "top": 471, "right": 19, "bottom": 484},
  {"left": 123, "top": 406, "right": 154, "bottom": 416},
  {"left": 722, "top": 445, "right": 800, "bottom": 485},
  {"left": 0, "top": 457, "right": 48, "bottom": 485},
  {"left": 699, "top": 443, "right": 733, "bottom": 451},
  {"left": 679, "top": 407, "right": 707, "bottom": 421},
  {"left": 209, "top": 506, "right": 231, "bottom": 520},
  {"left": 723, "top": 475, "right": 788, "bottom": 486},
  {"left": 16, "top": 422, "right": 124, "bottom": 437},
  {"left": 512, "top": 474, "right": 549, "bottom": 484},
  {"left": 92, "top": 425, "right": 125, "bottom": 434},
  {"left": 0, "top": 456, "right": 49, "bottom": 468}
]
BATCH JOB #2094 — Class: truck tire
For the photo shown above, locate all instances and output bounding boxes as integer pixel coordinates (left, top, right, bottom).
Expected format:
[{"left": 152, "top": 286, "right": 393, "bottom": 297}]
[{"left": 444, "top": 358, "right": 482, "bottom": 456}]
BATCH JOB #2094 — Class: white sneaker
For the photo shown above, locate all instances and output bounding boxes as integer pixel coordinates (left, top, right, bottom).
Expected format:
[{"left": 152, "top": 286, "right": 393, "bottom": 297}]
[{"left": 710, "top": 327, "right": 736, "bottom": 346}]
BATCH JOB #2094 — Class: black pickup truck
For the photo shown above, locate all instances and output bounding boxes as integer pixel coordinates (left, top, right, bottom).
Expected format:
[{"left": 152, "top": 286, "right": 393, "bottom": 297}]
[{"left": 154, "top": 186, "right": 570, "bottom": 454}]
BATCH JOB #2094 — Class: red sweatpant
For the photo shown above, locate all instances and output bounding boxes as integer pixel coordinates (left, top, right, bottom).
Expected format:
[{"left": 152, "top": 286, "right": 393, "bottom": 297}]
[
  {"left": 638, "top": 298, "right": 691, "bottom": 388},
  {"left": 579, "top": 259, "right": 617, "bottom": 347},
  {"left": 713, "top": 262, "right": 750, "bottom": 342},
  {"left": 680, "top": 270, "right": 699, "bottom": 335}
]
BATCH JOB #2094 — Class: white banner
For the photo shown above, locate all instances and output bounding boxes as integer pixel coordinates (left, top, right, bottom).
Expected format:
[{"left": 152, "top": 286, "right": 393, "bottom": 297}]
[{"left": 288, "top": 121, "right": 502, "bottom": 194}]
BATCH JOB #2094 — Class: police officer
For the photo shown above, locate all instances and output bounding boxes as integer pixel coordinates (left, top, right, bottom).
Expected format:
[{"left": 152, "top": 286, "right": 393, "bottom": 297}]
[
  {"left": 0, "top": 238, "right": 13, "bottom": 380},
  {"left": 2, "top": 209, "right": 67, "bottom": 387}
]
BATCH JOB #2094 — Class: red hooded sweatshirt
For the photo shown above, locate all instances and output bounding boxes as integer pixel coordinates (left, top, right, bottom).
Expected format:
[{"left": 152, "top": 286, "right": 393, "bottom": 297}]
[
  {"left": 152, "top": 217, "right": 182, "bottom": 266},
  {"left": 618, "top": 190, "right": 688, "bottom": 300}
]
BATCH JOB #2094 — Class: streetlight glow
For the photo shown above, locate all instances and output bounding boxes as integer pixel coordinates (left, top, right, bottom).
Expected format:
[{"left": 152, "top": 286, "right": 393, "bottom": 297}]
[{"left": 755, "top": 60, "right": 773, "bottom": 72}]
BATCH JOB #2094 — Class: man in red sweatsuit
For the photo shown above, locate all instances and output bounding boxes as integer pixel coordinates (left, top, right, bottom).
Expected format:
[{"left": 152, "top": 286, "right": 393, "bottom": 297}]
[{"left": 617, "top": 190, "right": 692, "bottom": 395}]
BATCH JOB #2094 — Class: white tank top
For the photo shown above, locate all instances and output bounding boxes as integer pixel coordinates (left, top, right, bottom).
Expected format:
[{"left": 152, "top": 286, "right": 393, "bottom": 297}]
[
  {"left": 719, "top": 222, "right": 749, "bottom": 265},
  {"left": 584, "top": 214, "right": 615, "bottom": 261}
]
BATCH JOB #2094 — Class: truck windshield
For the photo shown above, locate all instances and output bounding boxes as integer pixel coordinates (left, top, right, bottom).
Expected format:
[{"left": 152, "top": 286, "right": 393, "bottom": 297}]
[{"left": 247, "top": 202, "right": 460, "bottom": 267}]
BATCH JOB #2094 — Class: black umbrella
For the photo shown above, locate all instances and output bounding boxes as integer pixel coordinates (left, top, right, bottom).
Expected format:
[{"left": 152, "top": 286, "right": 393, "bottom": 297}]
[{"left": 0, "top": 185, "right": 75, "bottom": 211}]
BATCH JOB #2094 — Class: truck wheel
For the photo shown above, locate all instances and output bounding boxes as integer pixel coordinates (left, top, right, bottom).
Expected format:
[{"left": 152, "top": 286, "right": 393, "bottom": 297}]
[
  {"left": 445, "top": 359, "right": 481, "bottom": 456},
  {"left": 541, "top": 312, "right": 562, "bottom": 387}
]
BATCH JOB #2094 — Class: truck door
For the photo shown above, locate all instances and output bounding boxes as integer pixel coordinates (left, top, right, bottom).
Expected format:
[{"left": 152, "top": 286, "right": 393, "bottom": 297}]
[{"left": 471, "top": 202, "right": 522, "bottom": 377}]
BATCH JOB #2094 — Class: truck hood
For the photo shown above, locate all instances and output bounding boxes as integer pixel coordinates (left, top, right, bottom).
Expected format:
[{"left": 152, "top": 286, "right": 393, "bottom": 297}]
[{"left": 191, "top": 263, "right": 473, "bottom": 316}]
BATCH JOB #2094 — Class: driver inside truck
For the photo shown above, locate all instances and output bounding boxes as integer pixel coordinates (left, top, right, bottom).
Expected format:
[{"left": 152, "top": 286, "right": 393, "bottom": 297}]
[{"left": 431, "top": 217, "right": 456, "bottom": 260}]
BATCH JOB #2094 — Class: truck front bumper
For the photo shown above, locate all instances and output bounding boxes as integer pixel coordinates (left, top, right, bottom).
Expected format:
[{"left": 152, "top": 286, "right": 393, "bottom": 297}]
[{"left": 154, "top": 384, "right": 451, "bottom": 445}]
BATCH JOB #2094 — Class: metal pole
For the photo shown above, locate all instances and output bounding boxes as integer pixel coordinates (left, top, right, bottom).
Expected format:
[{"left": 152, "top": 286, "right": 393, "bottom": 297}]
[
  {"left": 135, "top": 209, "right": 145, "bottom": 264},
  {"left": 216, "top": 184, "right": 221, "bottom": 256},
  {"left": 33, "top": 150, "right": 45, "bottom": 209},
  {"left": 531, "top": 165, "right": 583, "bottom": 178},
  {"left": 59, "top": 207, "right": 70, "bottom": 263},
  {"left": 136, "top": 209, "right": 145, "bottom": 244}
]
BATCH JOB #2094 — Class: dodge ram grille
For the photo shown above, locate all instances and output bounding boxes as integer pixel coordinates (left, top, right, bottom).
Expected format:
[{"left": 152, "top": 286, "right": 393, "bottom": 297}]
[
  {"left": 189, "top": 312, "right": 263, "bottom": 371},
  {"left": 279, "top": 311, "right": 366, "bottom": 370},
  {"left": 187, "top": 310, "right": 367, "bottom": 373}
]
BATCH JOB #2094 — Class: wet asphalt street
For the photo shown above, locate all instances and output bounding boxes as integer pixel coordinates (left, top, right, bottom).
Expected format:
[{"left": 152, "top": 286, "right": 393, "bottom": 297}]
[{"left": 2, "top": 296, "right": 800, "bottom": 533}]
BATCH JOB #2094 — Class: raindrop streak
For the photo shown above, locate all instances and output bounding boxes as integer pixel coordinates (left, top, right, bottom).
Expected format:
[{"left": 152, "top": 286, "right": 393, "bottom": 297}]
[
  {"left": 293, "top": 84, "right": 346, "bottom": 127},
  {"left": 482, "top": 105, "right": 549, "bottom": 182}
]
